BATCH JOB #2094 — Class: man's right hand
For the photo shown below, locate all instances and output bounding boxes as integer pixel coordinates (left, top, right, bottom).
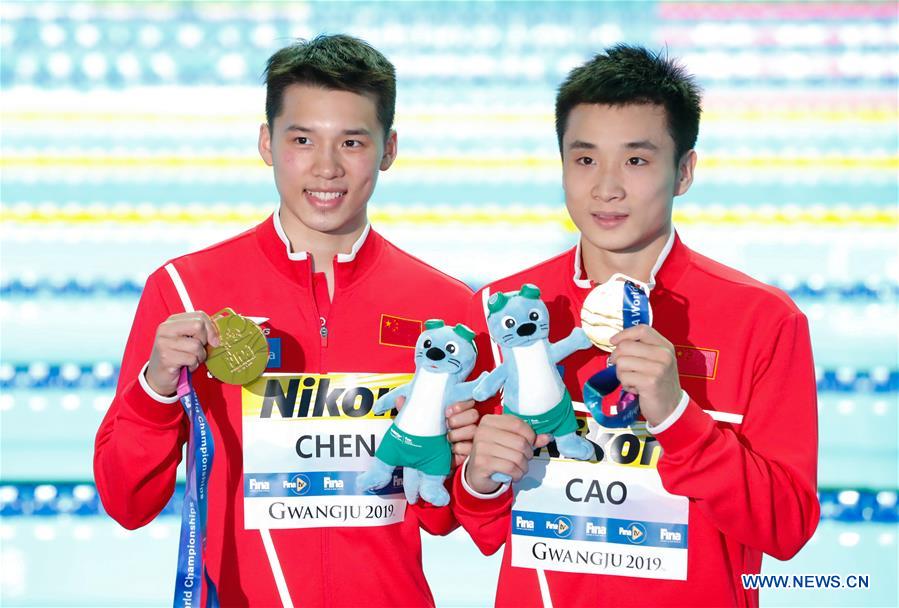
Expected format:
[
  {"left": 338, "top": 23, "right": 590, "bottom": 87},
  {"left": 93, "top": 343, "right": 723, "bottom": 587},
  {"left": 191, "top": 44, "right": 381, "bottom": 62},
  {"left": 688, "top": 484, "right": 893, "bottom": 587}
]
[
  {"left": 145, "top": 312, "right": 221, "bottom": 397},
  {"left": 465, "top": 414, "right": 551, "bottom": 494}
]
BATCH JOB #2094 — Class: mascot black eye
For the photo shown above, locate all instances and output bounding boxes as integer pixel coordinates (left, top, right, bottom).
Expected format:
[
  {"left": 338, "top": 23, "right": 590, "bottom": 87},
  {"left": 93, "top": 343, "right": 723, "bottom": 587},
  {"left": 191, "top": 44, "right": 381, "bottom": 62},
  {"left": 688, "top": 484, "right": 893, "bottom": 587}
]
[
  {"left": 423, "top": 339, "right": 432, "bottom": 348},
  {"left": 502, "top": 316, "right": 516, "bottom": 329},
  {"left": 446, "top": 342, "right": 457, "bottom": 354},
  {"left": 529, "top": 309, "right": 540, "bottom": 321}
]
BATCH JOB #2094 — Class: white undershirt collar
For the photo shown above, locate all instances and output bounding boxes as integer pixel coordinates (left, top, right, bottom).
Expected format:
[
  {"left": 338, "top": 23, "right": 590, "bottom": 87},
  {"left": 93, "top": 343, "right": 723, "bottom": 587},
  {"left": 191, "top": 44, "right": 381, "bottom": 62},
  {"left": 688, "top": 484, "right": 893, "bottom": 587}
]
[
  {"left": 272, "top": 207, "right": 371, "bottom": 264},
  {"left": 573, "top": 228, "right": 676, "bottom": 290}
]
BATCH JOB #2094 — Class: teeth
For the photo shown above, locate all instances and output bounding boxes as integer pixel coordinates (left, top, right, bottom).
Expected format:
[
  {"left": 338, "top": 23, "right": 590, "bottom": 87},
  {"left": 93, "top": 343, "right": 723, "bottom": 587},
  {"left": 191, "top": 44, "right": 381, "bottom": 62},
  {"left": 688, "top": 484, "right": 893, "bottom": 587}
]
[{"left": 307, "top": 191, "right": 343, "bottom": 201}]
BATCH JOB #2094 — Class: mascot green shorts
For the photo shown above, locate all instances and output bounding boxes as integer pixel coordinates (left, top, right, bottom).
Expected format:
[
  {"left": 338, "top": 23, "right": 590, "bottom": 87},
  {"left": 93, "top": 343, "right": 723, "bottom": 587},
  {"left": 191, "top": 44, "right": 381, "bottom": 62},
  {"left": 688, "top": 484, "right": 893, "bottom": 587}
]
[
  {"left": 504, "top": 389, "right": 579, "bottom": 437},
  {"left": 375, "top": 424, "right": 452, "bottom": 476}
]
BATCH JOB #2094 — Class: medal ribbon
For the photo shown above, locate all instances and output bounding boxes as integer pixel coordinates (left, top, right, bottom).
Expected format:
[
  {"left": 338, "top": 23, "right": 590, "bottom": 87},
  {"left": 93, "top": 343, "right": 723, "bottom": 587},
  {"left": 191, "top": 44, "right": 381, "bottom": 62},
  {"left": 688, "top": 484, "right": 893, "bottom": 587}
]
[
  {"left": 583, "top": 280, "right": 651, "bottom": 428},
  {"left": 173, "top": 368, "right": 220, "bottom": 608}
]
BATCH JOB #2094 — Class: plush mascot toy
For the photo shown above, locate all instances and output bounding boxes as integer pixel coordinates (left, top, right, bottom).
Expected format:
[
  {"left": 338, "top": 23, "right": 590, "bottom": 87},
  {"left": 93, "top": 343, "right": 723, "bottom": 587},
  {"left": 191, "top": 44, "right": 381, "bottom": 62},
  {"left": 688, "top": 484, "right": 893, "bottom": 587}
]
[
  {"left": 473, "top": 283, "right": 595, "bottom": 483},
  {"left": 356, "top": 320, "right": 484, "bottom": 506}
]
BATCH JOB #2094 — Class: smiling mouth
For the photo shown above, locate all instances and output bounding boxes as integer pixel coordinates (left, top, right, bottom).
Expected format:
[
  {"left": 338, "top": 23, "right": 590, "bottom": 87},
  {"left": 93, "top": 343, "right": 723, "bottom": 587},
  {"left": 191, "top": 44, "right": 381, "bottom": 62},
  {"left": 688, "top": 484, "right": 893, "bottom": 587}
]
[{"left": 304, "top": 190, "right": 347, "bottom": 205}]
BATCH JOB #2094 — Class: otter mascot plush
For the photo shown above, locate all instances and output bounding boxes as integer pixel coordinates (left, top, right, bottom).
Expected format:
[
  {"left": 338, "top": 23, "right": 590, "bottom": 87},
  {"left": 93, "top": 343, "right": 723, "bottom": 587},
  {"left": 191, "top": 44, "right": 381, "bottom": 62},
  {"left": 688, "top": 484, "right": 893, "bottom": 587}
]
[
  {"left": 356, "top": 320, "right": 484, "bottom": 506},
  {"left": 473, "top": 284, "right": 595, "bottom": 483}
]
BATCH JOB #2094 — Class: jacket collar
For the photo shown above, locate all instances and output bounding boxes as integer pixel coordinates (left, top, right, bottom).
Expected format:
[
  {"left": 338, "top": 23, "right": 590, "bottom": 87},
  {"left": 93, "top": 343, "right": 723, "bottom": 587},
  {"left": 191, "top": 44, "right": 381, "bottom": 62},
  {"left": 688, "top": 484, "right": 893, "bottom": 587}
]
[
  {"left": 256, "top": 208, "right": 383, "bottom": 288},
  {"left": 571, "top": 229, "right": 690, "bottom": 294}
]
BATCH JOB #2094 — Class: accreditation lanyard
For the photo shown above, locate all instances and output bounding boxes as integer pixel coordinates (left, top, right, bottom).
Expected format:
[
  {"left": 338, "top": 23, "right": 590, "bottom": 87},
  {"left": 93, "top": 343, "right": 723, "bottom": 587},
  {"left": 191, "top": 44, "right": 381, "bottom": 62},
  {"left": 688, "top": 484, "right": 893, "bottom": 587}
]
[
  {"left": 173, "top": 369, "right": 220, "bottom": 608},
  {"left": 583, "top": 280, "right": 651, "bottom": 428}
]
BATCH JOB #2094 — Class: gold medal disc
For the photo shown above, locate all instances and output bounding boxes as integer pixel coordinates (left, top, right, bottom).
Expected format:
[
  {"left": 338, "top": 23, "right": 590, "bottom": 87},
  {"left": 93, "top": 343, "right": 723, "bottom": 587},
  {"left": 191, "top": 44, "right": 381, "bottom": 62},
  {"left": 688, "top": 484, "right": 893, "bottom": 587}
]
[{"left": 205, "top": 308, "right": 269, "bottom": 385}]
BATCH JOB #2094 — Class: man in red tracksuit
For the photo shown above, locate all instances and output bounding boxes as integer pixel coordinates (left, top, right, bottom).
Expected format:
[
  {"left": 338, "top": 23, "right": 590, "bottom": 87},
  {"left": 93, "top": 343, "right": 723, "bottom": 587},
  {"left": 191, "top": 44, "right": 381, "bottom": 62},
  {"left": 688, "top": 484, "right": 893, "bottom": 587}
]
[
  {"left": 453, "top": 45, "right": 819, "bottom": 607},
  {"left": 94, "top": 35, "right": 479, "bottom": 607}
]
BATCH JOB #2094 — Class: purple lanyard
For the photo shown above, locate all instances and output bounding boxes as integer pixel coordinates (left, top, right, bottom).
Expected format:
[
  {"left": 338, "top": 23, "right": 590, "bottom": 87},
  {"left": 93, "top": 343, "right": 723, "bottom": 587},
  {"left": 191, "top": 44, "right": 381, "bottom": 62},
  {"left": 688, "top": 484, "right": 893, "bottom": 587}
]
[{"left": 173, "top": 369, "right": 219, "bottom": 608}]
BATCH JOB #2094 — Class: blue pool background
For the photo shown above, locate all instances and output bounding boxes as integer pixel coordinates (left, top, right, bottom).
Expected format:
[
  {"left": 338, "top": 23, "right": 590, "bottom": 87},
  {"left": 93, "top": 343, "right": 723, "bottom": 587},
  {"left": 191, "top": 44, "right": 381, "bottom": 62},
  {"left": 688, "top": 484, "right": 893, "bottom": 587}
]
[{"left": 1, "top": 1, "right": 897, "bottom": 606}]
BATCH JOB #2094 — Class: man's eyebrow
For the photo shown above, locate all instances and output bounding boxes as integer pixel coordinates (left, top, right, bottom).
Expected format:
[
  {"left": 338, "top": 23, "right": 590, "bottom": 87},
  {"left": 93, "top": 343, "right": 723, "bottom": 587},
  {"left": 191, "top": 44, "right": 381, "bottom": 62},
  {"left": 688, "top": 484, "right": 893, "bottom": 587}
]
[
  {"left": 283, "top": 125, "right": 372, "bottom": 137},
  {"left": 624, "top": 140, "right": 660, "bottom": 151},
  {"left": 568, "top": 140, "right": 596, "bottom": 151}
]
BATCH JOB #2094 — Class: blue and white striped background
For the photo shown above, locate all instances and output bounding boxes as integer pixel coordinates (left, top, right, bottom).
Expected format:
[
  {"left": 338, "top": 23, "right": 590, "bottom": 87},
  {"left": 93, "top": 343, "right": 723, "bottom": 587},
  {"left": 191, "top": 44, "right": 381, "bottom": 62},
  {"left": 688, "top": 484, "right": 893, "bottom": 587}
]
[{"left": 1, "top": 1, "right": 896, "bottom": 606}]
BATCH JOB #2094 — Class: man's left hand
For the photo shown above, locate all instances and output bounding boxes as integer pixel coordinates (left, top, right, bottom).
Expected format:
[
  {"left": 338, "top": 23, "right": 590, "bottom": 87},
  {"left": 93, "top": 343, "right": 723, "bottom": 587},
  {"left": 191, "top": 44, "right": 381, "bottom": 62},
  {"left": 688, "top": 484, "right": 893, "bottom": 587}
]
[{"left": 609, "top": 325, "right": 682, "bottom": 427}]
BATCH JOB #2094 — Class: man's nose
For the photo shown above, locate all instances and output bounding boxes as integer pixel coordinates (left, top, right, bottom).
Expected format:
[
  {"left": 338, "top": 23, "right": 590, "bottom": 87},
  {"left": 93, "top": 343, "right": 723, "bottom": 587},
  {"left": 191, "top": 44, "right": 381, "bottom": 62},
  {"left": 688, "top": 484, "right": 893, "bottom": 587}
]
[
  {"left": 591, "top": 167, "right": 625, "bottom": 202},
  {"left": 312, "top": 148, "right": 344, "bottom": 179}
]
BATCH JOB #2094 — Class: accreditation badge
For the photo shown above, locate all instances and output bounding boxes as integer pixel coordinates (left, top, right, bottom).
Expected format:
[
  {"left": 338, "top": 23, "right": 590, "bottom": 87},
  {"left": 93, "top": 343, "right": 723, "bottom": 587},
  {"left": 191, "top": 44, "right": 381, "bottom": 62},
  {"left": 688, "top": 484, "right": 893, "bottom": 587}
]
[
  {"left": 241, "top": 372, "right": 412, "bottom": 529},
  {"left": 510, "top": 401, "right": 689, "bottom": 580}
]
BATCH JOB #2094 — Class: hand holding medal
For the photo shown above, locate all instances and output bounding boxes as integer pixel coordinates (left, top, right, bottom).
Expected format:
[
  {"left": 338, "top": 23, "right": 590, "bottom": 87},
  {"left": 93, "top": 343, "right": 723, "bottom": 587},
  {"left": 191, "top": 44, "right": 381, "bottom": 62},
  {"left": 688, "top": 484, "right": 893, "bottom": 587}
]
[
  {"left": 145, "top": 311, "right": 221, "bottom": 398},
  {"left": 146, "top": 308, "right": 269, "bottom": 395},
  {"left": 580, "top": 274, "right": 653, "bottom": 428}
]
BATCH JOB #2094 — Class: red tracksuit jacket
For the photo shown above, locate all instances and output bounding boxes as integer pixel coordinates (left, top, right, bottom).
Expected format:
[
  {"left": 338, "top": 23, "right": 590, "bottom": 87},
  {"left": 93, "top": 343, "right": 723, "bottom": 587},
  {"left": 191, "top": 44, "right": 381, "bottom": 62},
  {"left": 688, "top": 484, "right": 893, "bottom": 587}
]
[
  {"left": 94, "top": 213, "right": 472, "bottom": 607},
  {"left": 451, "top": 233, "right": 819, "bottom": 607}
]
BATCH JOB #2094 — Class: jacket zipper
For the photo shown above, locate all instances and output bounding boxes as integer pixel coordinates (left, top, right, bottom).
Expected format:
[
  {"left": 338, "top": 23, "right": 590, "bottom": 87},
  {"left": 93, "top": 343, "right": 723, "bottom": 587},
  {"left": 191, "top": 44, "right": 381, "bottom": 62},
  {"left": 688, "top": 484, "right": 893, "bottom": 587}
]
[
  {"left": 306, "top": 265, "right": 330, "bottom": 358},
  {"left": 306, "top": 263, "right": 331, "bottom": 605},
  {"left": 319, "top": 317, "right": 329, "bottom": 348}
]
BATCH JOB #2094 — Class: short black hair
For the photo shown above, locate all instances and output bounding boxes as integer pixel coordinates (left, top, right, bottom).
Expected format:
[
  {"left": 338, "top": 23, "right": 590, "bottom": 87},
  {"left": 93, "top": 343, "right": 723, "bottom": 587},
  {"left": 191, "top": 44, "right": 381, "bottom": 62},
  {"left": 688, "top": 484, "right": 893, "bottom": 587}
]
[
  {"left": 555, "top": 45, "right": 702, "bottom": 163},
  {"left": 263, "top": 34, "right": 396, "bottom": 138}
]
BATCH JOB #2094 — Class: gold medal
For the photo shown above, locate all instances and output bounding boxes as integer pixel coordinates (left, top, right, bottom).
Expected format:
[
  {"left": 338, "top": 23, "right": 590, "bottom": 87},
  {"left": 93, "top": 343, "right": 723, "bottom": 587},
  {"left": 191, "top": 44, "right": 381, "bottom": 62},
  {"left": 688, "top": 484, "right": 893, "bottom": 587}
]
[
  {"left": 580, "top": 274, "right": 652, "bottom": 352},
  {"left": 205, "top": 308, "right": 269, "bottom": 385}
]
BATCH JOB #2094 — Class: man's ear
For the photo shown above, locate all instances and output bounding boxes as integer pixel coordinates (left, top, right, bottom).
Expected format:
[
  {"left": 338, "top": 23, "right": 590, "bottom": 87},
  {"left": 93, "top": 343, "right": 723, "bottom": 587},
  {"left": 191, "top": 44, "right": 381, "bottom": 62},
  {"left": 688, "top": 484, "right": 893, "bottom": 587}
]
[
  {"left": 380, "top": 129, "right": 398, "bottom": 171},
  {"left": 258, "top": 122, "right": 274, "bottom": 167},
  {"left": 674, "top": 149, "right": 696, "bottom": 197}
]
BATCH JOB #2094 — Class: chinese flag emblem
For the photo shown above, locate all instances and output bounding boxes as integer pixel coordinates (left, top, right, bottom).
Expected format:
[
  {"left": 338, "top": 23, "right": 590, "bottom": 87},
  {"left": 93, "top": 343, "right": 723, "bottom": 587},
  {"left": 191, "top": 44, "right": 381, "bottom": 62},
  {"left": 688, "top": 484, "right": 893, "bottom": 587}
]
[
  {"left": 675, "top": 346, "right": 719, "bottom": 379},
  {"left": 380, "top": 314, "right": 423, "bottom": 348}
]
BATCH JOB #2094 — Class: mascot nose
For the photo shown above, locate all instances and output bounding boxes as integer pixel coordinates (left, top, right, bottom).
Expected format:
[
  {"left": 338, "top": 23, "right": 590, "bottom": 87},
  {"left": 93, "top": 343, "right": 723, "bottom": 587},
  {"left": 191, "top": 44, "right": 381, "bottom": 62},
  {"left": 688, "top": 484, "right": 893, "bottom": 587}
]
[
  {"left": 517, "top": 323, "right": 536, "bottom": 337},
  {"left": 426, "top": 347, "right": 446, "bottom": 361}
]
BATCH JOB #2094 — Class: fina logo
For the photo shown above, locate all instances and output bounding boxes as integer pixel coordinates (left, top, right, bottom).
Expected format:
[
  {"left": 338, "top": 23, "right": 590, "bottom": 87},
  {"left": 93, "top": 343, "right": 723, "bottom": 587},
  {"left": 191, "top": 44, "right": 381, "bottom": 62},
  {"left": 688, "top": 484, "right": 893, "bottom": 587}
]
[
  {"left": 660, "top": 527, "right": 683, "bottom": 543},
  {"left": 323, "top": 476, "right": 344, "bottom": 490},
  {"left": 248, "top": 478, "right": 270, "bottom": 493},
  {"left": 285, "top": 473, "right": 310, "bottom": 496},
  {"left": 546, "top": 516, "right": 573, "bottom": 539},
  {"left": 515, "top": 515, "right": 535, "bottom": 531},
  {"left": 621, "top": 522, "right": 647, "bottom": 545}
]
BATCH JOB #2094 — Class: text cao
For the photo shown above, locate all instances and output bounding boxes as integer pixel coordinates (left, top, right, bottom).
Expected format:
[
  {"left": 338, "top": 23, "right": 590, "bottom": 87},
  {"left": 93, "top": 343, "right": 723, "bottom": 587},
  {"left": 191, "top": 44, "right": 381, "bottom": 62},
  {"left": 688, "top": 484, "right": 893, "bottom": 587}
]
[{"left": 565, "top": 479, "right": 628, "bottom": 505}]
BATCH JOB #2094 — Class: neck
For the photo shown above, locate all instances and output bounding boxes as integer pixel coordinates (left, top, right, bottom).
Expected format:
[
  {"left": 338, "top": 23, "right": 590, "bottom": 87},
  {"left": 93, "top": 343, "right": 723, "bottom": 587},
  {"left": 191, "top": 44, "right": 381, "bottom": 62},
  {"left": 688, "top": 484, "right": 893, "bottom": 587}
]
[{"left": 581, "top": 225, "right": 671, "bottom": 285}]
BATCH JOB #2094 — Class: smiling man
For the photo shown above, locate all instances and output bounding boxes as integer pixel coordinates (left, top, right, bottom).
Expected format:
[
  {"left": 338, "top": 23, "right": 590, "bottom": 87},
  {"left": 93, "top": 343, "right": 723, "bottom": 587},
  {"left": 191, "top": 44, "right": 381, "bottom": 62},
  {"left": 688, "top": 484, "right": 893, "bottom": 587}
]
[
  {"left": 453, "top": 45, "right": 819, "bottom": 607},
  {"left": 94, "top": 35, "right": 479, "bottom": 607}
]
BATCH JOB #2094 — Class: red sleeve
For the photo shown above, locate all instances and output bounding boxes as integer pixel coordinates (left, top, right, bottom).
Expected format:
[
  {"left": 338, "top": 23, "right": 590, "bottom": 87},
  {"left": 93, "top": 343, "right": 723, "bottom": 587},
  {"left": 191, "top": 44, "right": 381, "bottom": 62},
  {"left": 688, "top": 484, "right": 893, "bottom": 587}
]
[
  {"left": 654, "top": 312, "right": 820, "bottom": 560},
  {"left": 93, "top": 268, "right": 189, "bottom": 530},
  {"left": 450, "top": 466, "right": 512, "bottom": 555},
  {"left": 448, "top": 289, "right": 510, "bottom": 552},
  {"left": 408, "top": 487, "right": 459, "bottom": 536}
]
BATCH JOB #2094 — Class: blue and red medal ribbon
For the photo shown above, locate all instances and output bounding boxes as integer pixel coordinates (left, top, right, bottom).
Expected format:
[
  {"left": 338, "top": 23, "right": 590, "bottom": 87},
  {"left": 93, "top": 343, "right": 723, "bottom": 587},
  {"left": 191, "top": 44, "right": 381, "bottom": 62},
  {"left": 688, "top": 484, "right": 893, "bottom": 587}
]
[
  {"left": 583, "top": 281, "right": 651, "bottom": 428},
  {"left": 173, "top": 369, "right": 219, "bottom": 608}
]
